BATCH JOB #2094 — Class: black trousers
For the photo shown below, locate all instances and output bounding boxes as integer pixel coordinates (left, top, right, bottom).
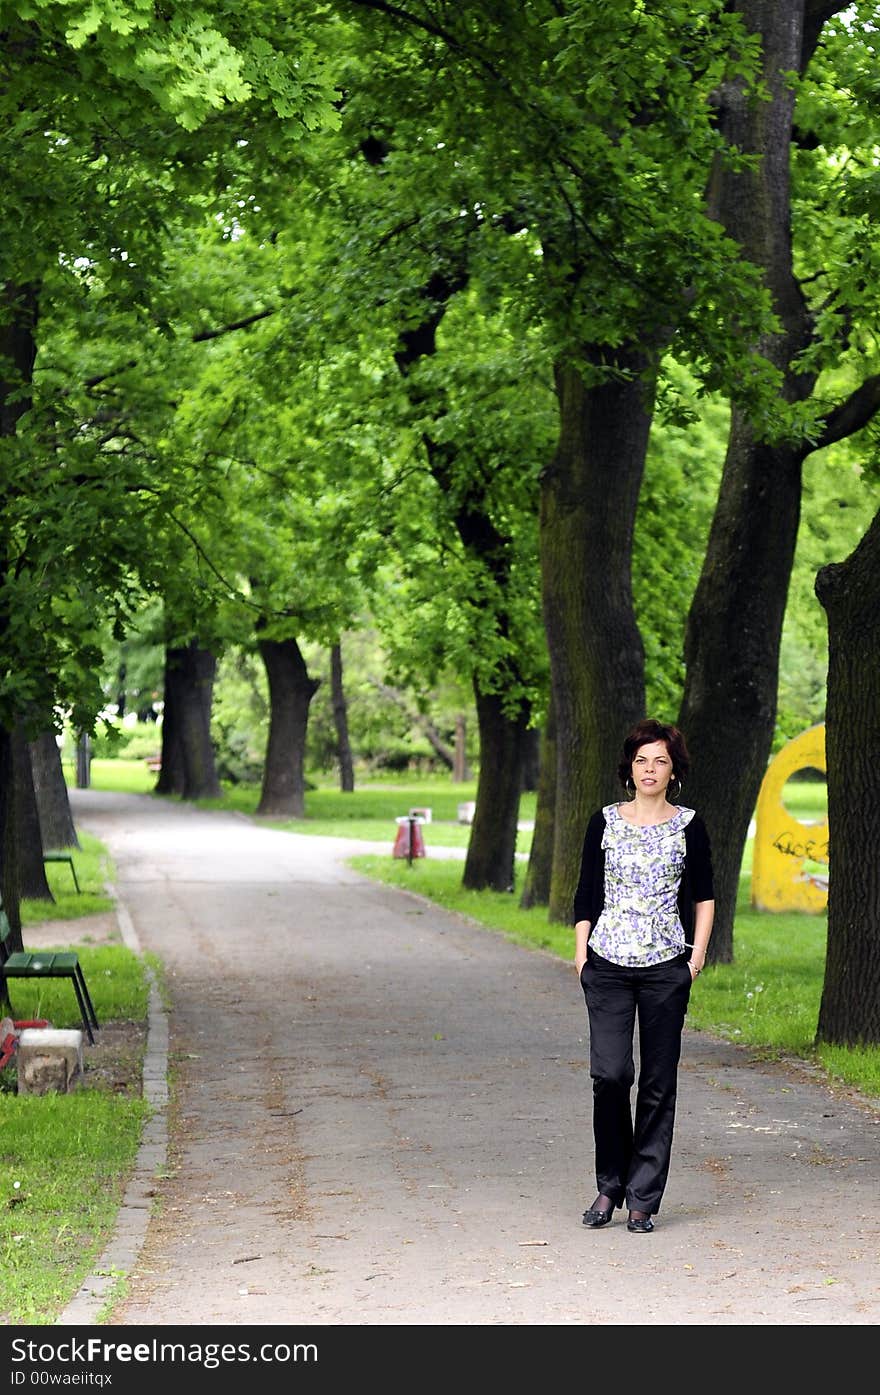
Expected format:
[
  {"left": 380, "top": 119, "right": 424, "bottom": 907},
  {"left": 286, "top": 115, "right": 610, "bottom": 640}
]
[{"left": 580, "top": 947, "right": 692, "bottom": 1215}]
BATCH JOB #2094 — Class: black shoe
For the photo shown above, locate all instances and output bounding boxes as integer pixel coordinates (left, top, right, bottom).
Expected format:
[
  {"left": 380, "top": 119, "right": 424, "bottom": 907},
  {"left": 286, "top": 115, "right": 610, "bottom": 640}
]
[
  {"left": 582, "top": 1196, "right": 615, "bottom": 1228},
  {"left": 627, "top": 1211, "right": 654, "bottom": 1233}
]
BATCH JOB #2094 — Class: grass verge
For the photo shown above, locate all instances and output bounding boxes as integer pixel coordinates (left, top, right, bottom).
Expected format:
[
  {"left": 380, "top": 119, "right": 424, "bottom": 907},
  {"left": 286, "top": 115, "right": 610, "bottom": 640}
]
[
  {"left": 197, "top": 778, "right": 536, "bottom": 851},
  {"left": 21, "top": 830, "right": 115, "bottom": 927},
  {"left": 348, "top": 854, "right": 880, "bottom": 1102},
  {"left": 0, "top": 1086, "right": 148, "bottom": 1324},
  {"left": 1, "top": 890, "right": 152, "bottom": 1324}
]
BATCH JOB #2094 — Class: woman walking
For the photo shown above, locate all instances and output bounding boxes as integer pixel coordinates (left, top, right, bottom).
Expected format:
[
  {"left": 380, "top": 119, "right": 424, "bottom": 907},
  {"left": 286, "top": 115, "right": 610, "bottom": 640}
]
[{"left": 573, "top": 718, "right": 714, "bottom": 1232}]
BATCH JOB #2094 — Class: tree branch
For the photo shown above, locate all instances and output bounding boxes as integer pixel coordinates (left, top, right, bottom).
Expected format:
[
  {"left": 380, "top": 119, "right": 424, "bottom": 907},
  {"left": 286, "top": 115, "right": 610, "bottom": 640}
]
[
  {"left": 811, "top": 374, "right": 880, "bottom": 453},
  {"left": 341, "top": 0, "right": 504, "bottom": 81},
  {"left": 56, "top": 296, "right": 289, "bottom": 405},
  {"left": 371, "top": 680, "right": 455, "bottom": 768},
  {"left": 191, "top": 305, "right": 280, "bottom": 343},
  {"left": 803, "top": 2, "right": 854, "bottom": 70},
  {"left": 84, "top": 360, "right": 138, "bottom": 391}
]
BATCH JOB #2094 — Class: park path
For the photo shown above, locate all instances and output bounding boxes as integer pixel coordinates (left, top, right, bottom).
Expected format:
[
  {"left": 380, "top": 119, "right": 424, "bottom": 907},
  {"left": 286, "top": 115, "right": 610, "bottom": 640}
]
[{"left": 59, "top": 789, "right": 880, "bottom": 1326}]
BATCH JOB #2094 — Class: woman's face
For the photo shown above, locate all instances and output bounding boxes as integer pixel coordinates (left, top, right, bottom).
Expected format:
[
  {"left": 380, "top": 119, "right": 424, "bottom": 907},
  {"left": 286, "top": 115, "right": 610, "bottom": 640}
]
[{"left": 631, "top": 740, "right": 674, "bottom": 796}]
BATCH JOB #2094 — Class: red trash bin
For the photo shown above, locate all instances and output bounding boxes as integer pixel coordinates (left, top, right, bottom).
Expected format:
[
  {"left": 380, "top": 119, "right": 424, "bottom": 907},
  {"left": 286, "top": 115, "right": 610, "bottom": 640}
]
[{"left": 392, "top": 815, "right": 426, "bottom": 861}]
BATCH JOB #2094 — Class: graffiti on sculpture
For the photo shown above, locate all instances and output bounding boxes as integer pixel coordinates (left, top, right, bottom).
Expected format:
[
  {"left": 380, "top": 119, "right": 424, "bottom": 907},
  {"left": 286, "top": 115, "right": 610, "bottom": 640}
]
[{"left": 751, "top": 723, "right": 828, "bottom": 913}]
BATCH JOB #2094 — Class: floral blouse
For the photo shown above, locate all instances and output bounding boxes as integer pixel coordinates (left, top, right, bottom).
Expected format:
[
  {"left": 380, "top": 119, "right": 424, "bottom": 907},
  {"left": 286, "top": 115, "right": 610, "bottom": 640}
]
[{"left": 588, "top": 803, "right": 696, "bottom": 967}]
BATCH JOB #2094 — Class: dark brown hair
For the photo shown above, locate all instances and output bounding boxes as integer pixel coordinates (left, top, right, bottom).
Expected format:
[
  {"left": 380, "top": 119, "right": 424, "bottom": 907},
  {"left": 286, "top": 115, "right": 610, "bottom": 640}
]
[{"left": 617, "top": 718, "right": 690, "bottom": 790}]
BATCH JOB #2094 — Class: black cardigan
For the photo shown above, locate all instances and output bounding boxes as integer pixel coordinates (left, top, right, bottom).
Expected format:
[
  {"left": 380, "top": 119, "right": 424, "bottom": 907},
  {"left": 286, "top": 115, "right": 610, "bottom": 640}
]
[{"left": 572, "top": 808, "right": 714, "bottom": 942}]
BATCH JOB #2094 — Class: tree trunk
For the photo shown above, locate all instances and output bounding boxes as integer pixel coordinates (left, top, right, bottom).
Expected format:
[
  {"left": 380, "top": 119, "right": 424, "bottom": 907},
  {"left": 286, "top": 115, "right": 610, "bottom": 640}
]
[
  {"left": 814, "top": 510, "right": 880, "bottom": 1045},
  {"left": 330, "top": 641, "right": 355, "bottom": 792},
  {"left": 521, "top": 725, "right": 540, "bottom": 793},
  {"left": 158, "top": 642, "right": 221, "bottom": 800},
  {"left": 257, "top": 635, "right": 320, "bottom": 817},
  {"left": 678, "top": 431, "right": 807, "bottom": 959},
  {"left": 453, "top": 714, "right": 470, "bottom": 782},
  {"left": 115, "top": 661, "right": 127, "bottom": 720},
  {"left": 75, "top": 732, "right": 92, "bottom": 788},
  {"left": 30, "top": 731, "right": 79, "bottom": 849},
  {"left": 462, "top": 682, "right": 530, "bottom": 893},
  {"left": 156, "top": 649, "right": 185, "bottom": 796},
  {"left": 520, "top": 689, "right": 556, "bottom": 911},
  {"left": 677, "top": 0, "right": 815, "bottom": 961},
  {"left": 390, "top": 258, "right": 537, "bottom": 889},
  {"left": 1, "top": 281, "right": 38, "bottom": 437},
  {"left": 12, "top": 726, "right": 53, "bottom": 902},
  {"left": 0, "top": 726, "right": 24, "bottom": 952},
  {"left": 541, "top": 354, "right": 651, "bottom": 923},
  {"left": 0, "top": 282, "right": 39, "bottom": 942}
]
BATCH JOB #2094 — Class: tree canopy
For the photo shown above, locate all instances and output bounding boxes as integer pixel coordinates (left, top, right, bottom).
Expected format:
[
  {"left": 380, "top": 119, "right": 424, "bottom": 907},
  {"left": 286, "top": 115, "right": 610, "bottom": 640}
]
[{"left": 1, "top": 0, "right": 879, "bottom": 1036}]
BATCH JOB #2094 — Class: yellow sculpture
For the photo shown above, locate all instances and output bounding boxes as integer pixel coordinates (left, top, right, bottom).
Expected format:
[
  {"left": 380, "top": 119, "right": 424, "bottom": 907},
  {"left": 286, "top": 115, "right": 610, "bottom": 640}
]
[{"left": 751, "top": 723, "right": 828, "bottom": 912}]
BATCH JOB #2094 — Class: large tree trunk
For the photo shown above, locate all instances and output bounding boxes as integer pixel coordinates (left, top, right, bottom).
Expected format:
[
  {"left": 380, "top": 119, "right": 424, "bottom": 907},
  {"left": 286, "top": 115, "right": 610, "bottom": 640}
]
[
  {"left": 520, "top": 688, "right": 556, "bottom": 911},
  {"left": 12, "top": 726, "right": 53, "bottom": 902},
  {"left": 0, "top": 726, "right": 24, "bottom": 952},
  {"left": 678, "top": 431, "right": 807, "bottom": 960},
  {"left": 1, "top": 281, "right": 38, "bottom": 437},
  {"left": 74, "top": 732, "right": 92, "bottom": 788},
  {"left": 390, "top": 257, "right": 540, "bottom": 892},
  {"left": 0, "top": 282, "right": 39, "bottom": 943},
  {"left": 156, "top": 648, "right": 185, "bottom": 796},
  {"left": 462, "top": 683, "right": 530, "bottom": 893},
  {"left": 257, "top": 635, "right": 320, "bottom": 817},
  {"left": 330, "top": 641, "right": 355, "bottom": 793},
  {"left": 814, "top": 511, "right": 880, "bottom": 1045},
  {"left": 114, "top": 660, "right": 127, "bottom": 720},
  {"left": 520, "top": 726, "right": 540, "bottom": 794},
  {"left": 541, "top": 354, "right": 651, "bottom": 923},
  {"left": 677, "top": 1, "right": 818, "bottom": 962},
  {"left": 158, "top": 642, "right": 221, "bottom": 800},
  {"left": 30, "top": 731, "right": 79, "bottom": 849}
]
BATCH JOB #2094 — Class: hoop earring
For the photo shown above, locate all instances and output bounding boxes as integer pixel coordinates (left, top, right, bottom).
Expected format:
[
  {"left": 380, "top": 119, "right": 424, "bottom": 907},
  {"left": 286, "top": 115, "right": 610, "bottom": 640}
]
[
  {"left": 668, "top": 776, "right": 681, "bottom": 801},
  {"left": 625, "top": 777, "right": 636, "bottom": 797}
]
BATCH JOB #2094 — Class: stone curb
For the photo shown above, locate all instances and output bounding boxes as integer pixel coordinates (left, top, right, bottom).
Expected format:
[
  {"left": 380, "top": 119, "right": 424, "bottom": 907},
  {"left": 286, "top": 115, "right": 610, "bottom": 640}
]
[{"left": 55, "top": 884, "right": 169, "bottom": 1326}]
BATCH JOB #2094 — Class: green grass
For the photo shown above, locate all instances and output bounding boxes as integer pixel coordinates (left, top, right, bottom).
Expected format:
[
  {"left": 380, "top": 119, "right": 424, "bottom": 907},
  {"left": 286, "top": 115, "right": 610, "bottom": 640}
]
[
  {"left": 66, "top": 757, "right": 158, "bottom": 794},
  {"left": 777, "top": 779, "right": 827, "bottom": 820},
  {"left": 1, "top": 943, "right": 150, "bottom": 1030},
  {"left": 0, "top": 1088, "right": 148, "bottom": 1324},
  {"left": 348, "top": 854, "right": 880, "bottom": 1102},
  {"left": 196, "top": 774, "right": 537, "bottom": 827},
  {"left": 4, "top": 807, "right": 152, "bottom": 1325},
  {"left": 1, "top": 919, "right": 151, "bottom": 1325},
  {"left": 214, "top": 781, "right": 535, "bottom": 852},
  {"left": 21, "top": 830, "right": 115, "bottom": 926},
  {"left": 84, "top": 762, "right": 536, "bottom": 849},
  {"left": 225, "top": 776, "right": 494, "bottom": 823}
]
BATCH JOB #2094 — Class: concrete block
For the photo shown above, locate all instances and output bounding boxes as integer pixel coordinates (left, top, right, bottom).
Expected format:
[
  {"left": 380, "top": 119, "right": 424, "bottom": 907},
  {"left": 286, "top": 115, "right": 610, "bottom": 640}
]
[{"left": 17, "top": 1028, "right": 84, "bottom": 1095}]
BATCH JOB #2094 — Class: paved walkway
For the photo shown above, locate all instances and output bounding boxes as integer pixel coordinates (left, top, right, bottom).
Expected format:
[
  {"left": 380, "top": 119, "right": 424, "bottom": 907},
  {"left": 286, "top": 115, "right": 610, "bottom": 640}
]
[{"left": 59, "top": 790, "right": 880, "bottom": 1326}]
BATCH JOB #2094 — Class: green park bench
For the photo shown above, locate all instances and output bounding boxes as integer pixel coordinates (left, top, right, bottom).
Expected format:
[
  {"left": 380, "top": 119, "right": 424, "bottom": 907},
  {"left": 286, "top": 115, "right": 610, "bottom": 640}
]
[
  {"left": 42, "top": 850, "right": 81, "bottom": 893},
  {"left": 0, "top": 906, "right": 99, "bottom": 1045}
]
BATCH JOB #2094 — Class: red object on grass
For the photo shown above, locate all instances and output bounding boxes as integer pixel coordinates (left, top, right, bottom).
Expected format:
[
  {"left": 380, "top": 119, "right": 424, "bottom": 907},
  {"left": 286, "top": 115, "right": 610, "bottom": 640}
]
[{"left": 0, "top": 1020, "right": 50, "bottom": 1069}]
